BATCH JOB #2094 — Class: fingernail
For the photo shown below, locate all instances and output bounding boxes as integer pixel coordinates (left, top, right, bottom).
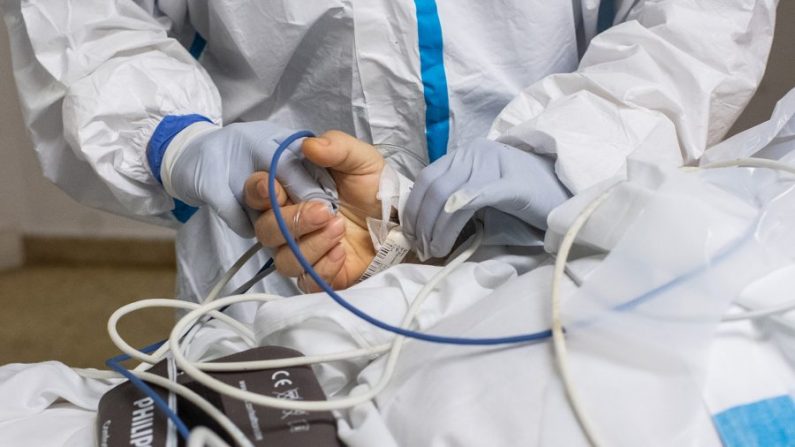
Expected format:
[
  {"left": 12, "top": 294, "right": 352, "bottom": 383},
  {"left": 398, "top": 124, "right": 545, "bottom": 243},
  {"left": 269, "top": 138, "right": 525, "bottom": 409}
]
[
  {"left": 444, "top": 191, "right": 476, "bottom": 213},
  {"left": 328, "top": 217, "right": 345, "bottom": 237},
  {"left": 257, "top": 180, "right": 269, "bottom": 198},
  {"left": 308, "top": 202, "right": 333, "bottom": 225},
  {"left": 313, "top": 137, "right": 330, "bottom": 146},
  {"left": 306, "top": 197, "right": 336, "bottom": 216}
]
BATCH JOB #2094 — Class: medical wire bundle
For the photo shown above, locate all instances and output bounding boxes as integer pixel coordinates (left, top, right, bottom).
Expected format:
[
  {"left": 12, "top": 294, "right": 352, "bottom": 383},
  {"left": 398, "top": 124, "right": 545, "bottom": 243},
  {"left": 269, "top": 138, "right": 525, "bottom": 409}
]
[
  {"left": 94, "top": 221, "right": 485, "bottom": 446},
  {"left": 80, "top": 127, "right": 795, "bottom": 447}
]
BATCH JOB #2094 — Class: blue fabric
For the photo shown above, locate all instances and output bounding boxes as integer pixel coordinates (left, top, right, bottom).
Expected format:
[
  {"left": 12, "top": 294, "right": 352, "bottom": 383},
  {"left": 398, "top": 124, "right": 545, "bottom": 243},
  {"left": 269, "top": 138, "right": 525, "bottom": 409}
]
[
  {"left": 147, "top": 114, "right": 210, "bottom": 222},
  {"left": 171, "top": 198, "right": 198, "bottom": 223},
  {"left": 714, "top": 396, "right": 795, "bottom": 447},
  {"left": 414, "top": 0, "right": 450, "bottom": 163},
  {"left": 597, "top": 0, "right": 616, "bottom": 34},
  {"left": 147, "top": 114, "right": 211, "bottom": 184},
  {"left": 188, "top": 32, "right": 207, "bottom": 59}
]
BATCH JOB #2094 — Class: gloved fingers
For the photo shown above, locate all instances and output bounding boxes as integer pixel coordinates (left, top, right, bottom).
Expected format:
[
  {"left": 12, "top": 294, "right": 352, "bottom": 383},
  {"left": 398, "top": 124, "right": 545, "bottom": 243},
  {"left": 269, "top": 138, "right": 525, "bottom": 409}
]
[
  {"left": 424, "top": 206, "right": 479, "bottom": 259},
  {"left": 402, "top": 154, "right": 456, "bottom": 241},
  {"left": 273, "top": 216, "right": 346, "bottom": 277},
  {"left": 479, "top": 208, "right": 545, "bottom": 247},
  {"left": 211, "top": 189, "right": 256, "bottom": 238},
  {"left": 244, "top": 172, "right": 287, "bottom": 211},
  {"left": 451, "top": 178, "right": 567, "bottom": 230},
  {"left": 270, "top": 159, "right": 331, "bottom": 205},
  {"left": 302, "top": 158, "right": 339, "bottom": 200},
  {"left": 249, "top": 137, "right": 330, "bottom": 204},
  {"left": 410, "top": 148, "right": 503, "bottom": 257},
  {"left": 302, "top": 131, "right": 384, "bottom": 176},
  {"left": 254, "top": 201, "right": 336, "bottom": 247},
  {"left": 445, "top": 182, "right": 510, "bottom": 211},
  {"left": 296, "top": 244, "right": 347, "bottom": 293}
]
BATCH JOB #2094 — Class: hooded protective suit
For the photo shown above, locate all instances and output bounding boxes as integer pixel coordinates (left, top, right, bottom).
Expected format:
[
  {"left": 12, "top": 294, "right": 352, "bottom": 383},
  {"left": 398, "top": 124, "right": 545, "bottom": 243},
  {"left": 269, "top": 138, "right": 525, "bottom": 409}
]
[{"left": 0, "top": 0, "right": 778, "bottom": 319}]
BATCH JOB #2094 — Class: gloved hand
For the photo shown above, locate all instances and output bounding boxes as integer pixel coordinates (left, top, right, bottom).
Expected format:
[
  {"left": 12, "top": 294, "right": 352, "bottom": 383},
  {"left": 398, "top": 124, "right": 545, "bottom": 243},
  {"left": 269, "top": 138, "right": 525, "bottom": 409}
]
[
  {"left": 403, "top": 138, "right": 571, "bottom": 260},
  {"left": 163, "top": 121, "right": 334, "bottom": 237}
]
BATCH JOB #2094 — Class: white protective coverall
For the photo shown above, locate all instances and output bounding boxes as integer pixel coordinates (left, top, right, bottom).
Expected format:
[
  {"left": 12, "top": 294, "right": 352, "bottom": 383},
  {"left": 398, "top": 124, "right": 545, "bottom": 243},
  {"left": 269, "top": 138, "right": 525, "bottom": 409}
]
[{"left": 0, "top": 0, "right": 778, "bottom": 319}]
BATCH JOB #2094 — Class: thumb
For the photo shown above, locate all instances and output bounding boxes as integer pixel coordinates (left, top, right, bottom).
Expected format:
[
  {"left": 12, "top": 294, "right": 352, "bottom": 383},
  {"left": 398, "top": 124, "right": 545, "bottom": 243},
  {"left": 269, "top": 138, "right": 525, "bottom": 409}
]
[
  {"left": 208, "top": 189, "right": 255, "bottom": 238},
  {"left": 302, "top": 130, "right": 383, "bottom": 176}
]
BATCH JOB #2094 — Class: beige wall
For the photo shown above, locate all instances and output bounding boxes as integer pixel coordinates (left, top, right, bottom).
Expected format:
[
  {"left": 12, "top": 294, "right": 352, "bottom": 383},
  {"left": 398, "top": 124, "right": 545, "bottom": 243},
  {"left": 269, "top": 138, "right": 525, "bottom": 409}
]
[
  {"left": 0, "top": 17, "right": 175, "bottom": 265},
  {"left": 0, "top": 3, "right": 793, "bottom": 267},
  {"left": 730, "top": 0, "right": 795, "bottom": 136}
]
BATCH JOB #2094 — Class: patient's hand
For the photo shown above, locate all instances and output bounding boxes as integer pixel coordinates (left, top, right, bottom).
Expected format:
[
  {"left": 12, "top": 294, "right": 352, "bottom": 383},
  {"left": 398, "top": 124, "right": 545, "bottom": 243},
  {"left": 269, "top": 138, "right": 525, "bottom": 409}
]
[{"left": 244, "top": 131, "right": 384, "bottom": 292}]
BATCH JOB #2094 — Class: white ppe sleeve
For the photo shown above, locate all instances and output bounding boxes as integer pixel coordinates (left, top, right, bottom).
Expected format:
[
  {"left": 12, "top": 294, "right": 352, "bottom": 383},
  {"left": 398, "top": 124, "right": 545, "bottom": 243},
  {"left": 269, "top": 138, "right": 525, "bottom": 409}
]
[
  {"left": 489, "top": 0, "right": 778, "bottom": 194},
  {"left": 0, "top": 0, "right": 221, "bottom": 224}
]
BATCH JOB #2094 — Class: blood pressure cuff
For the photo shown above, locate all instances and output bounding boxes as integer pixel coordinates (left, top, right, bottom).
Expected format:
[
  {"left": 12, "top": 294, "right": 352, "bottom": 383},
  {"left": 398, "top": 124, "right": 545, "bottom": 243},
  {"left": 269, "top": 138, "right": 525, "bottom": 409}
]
[{"left": 97, "top": 346, "right": 340, "bottom": 446}]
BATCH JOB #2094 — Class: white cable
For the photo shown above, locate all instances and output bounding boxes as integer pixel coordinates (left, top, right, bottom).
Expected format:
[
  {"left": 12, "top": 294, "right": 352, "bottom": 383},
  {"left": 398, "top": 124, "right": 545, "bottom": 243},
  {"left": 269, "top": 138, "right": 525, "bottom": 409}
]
[
  {"left": 110, "top": 295, "right": 391, "bottom": 372},
  {"left": 136, "top": 243, "right": 263, "bottom": 371},
  {"left": 550, "top": 187, "right": 614, "bottom": 447},
  {"left": 166, "top": 229, "right": 483, "bottom": 412},
  {"left": 74, "top": 368, "right": 253, "bottom": 447},
  {"left": 109, "top": 299, "right": 257, "bottom": 365},
  {"left": 188, "top": 427, "right": 232, "bottom": 447}
]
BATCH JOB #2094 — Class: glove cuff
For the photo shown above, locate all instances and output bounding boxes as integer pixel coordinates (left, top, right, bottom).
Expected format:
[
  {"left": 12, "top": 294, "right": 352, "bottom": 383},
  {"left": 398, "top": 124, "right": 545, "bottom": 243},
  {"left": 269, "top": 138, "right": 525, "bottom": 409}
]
[
  {"left": 147, "top": 114, "right": 215, "bottom": 187},
  {"left": 160, "top": 120, "right": 219, "bottom": 199}
]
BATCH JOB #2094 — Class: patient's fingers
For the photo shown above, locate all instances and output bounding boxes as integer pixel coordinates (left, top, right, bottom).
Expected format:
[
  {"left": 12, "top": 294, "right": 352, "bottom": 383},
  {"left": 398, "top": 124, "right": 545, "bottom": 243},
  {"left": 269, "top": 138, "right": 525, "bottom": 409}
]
[
  {"left": 302, "top": 131, "right": 384, "bottom": 176},
  {"left": 255, "top": 201, "right": 335, "bottom": 247},
  {"left": 297, "top": 244, "right": 347, "bottom": 293},
  {"left": 273, "top": 216, "right": 345, "bottom": 276},
  {"left": 244, "top": 172, "right": 287, "bottom": 211}
]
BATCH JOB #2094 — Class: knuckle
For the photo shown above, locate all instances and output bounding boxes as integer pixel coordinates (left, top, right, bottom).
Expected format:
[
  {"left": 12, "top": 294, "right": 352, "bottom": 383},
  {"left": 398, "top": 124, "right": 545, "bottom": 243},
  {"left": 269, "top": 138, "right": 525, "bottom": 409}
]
[
  {"left": 254, "top": 214, "right": 279, "bottom": 246},
  {"left": 274, "top": 248, "right": 300, "bottom": 277}
]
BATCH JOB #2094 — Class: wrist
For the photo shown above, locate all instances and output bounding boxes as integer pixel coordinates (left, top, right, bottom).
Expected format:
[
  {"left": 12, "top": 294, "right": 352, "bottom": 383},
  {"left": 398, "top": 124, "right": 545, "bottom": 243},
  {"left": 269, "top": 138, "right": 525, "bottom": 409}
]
[
  {"left": 160, "top": 120, "right": 219, "bottom": 198},
  {"left": 147, "top": 114, "right": 218, "bottom": 198},
  {"left": 357, "top": 164, "right": 416, "bottom": 279}
]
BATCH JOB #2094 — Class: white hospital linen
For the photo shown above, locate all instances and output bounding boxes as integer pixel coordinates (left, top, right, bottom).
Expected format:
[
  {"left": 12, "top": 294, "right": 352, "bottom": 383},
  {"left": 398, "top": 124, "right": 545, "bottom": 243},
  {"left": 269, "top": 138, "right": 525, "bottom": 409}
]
[{"left": 2, "top": 256, "right": 793, "bottom": 446}]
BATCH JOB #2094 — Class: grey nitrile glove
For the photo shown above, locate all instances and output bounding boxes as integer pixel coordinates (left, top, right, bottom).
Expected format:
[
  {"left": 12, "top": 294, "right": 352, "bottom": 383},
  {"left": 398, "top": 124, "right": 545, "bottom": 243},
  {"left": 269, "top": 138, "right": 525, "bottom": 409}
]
[
  {"left": 162, "top": 121, "right": 335, "bottom": 237},
  {"left": 403, "top": 138, "right": 570, "bottom": 260}
]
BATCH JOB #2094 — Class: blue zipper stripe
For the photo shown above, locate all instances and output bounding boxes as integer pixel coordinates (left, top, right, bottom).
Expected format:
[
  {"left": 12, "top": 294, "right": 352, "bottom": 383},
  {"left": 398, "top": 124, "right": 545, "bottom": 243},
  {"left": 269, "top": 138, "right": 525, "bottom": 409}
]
[
  {"left": 189, "top": 32, "right": 207, "bottom": 60},
  {"left": 597, "top": 0, "right": 615, "bottom": 34},
  {"left": 414, "top": 0, "right": 450, "bottom": 163}
]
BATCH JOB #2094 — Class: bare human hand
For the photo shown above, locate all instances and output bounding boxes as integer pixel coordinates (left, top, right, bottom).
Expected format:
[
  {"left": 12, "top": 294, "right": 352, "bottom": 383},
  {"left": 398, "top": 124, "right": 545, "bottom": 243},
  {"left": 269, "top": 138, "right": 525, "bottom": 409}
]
[{"left": 245, "top": 131, "right": 384, "bottom": 292}]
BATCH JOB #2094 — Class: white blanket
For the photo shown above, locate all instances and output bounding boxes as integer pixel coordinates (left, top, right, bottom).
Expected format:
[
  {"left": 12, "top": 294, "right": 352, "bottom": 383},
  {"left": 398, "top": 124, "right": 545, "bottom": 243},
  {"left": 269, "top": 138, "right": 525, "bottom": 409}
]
[{"left": 2, "top": 257, "right": 793, "bottom": 446}]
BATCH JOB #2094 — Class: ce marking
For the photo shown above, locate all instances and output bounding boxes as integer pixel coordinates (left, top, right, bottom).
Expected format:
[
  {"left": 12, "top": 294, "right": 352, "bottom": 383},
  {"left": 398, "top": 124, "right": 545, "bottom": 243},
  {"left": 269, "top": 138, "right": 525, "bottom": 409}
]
[{"left": 272, "top": 370, "right": 293, "bottom": 388}]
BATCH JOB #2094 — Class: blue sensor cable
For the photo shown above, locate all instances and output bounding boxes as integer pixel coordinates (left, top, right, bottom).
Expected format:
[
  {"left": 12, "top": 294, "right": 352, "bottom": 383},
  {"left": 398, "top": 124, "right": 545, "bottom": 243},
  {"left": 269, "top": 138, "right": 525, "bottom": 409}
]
[{"left": 105, "top": 341, "right": 191, "bottom": 440}]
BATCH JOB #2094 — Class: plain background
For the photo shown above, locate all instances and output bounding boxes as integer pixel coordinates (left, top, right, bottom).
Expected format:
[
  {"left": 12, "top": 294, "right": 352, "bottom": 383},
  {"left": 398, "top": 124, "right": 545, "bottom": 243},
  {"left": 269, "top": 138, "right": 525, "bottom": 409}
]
[{"left": 0, "top": 2, "right": 793, "bottom": 269}]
